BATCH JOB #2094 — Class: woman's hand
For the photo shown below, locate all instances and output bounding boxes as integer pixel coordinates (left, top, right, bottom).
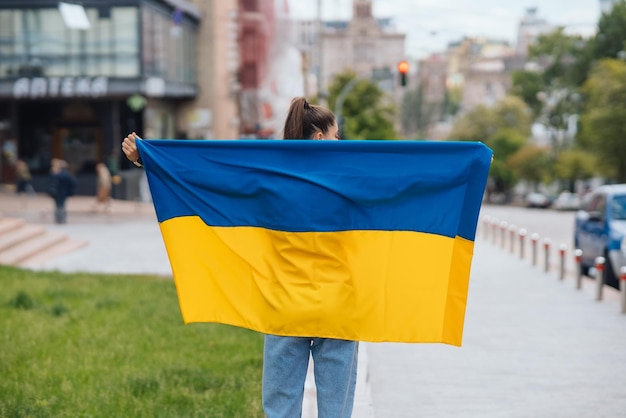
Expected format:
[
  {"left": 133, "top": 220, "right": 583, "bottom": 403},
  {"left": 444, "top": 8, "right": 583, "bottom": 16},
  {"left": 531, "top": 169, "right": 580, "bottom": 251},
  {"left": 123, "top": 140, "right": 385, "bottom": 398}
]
[{"left": 121, "top": 132, "right": 140, "bottom": 163}]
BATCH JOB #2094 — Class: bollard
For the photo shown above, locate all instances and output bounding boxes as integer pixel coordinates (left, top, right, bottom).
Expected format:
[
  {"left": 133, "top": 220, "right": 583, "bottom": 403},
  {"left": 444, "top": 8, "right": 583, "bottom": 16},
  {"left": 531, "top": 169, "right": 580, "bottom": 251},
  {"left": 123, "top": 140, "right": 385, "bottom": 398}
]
[
  {"left": 531, "top": 233, "right": 539, "bottom": 267},
  {"left": 519, "top": 229, "right": 527, "bottom": 260},
  {"left": 491, "top": 219, "right": 499, "bottom": 245},
  {"left": 620, "top": 267, "right": 626, "bottom": 314},
  {"left": 509, "top": 224, "right": 517, "bottom": 254},
  {"left": 558, "top": 244, "right": 567, "bottom": 280},
  {"left": 595, "top": 256, "right": 605, "bottom": 301},
  {"left": 574, "top": 249, "right": 583, "bottom": 289},
  {"left": 543, "top": 238, "right": 551, "bottom": 273},
  {"left": 499, "top": 221, "right": 508, "bottom": 250}
]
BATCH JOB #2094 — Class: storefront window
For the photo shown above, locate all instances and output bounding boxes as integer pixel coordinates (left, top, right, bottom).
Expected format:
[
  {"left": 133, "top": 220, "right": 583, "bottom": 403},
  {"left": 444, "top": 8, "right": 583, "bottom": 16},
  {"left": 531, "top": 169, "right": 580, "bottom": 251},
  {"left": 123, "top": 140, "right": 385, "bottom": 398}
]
[{"left": 0, "top": 7, "right": 140, "bottom": 78}]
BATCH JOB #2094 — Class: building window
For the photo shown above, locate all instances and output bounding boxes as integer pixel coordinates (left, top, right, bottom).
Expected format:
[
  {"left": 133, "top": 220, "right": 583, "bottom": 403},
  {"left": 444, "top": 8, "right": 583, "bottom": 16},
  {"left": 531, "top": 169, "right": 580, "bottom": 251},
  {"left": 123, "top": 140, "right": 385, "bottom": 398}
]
[
  {"left": 141, "top": 5, "right": 197, "bottom": 84},
  {"left": 0, "top": 7, "right": 140, "bottom": 78}
]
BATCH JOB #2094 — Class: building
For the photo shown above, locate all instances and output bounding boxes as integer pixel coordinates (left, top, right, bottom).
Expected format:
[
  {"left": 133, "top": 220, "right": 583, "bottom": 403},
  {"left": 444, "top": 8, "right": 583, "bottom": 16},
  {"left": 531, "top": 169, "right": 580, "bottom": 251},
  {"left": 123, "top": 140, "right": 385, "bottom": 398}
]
[
  {"left": 0, "top": 0, "right": 261, "bottom": 196},
  {"left": 0, "top": 0, "right": 201, "bottom": 193},
  {"left": 184, "top": 0, "right": 240, "bottom": 141},
  {"left": 236, "top": 0, "right": 275, "bottom": 136},
  {"left": 516, "top": 7, "right": 555, "bottom": 56},
  {"left": 293, "top": 0, "right": 405, "bottom": 95},
  {"left": 443, "top": 37, "right": 520, "bottom": 113}
]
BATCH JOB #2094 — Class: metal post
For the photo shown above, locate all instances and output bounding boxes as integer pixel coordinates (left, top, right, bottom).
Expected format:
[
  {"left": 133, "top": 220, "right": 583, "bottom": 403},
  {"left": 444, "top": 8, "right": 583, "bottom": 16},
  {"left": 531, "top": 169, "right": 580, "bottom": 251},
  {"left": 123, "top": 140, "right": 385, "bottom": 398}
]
[
  {"left": 500, "top": 221, "right": 508, "bottom": 250},
  {"left": 595, "top": 256, "right": 605, "bottom": 301},
  {"left": 620, "top": 267, "right": 626, "bottom": 314},
  {"left": 574, "top": 249, "right": 583, "bottom": 289},
  {"left": 491, "top": 219, "right": 498, "bottom": 245},
  {"left": 316, "top": 0, "right": 326, "bottom": 106},
  {"left": 558, "top": 244, "right": 567, "bottom": 280},
  {"left": 334, "top": 77, "right": 359, "bottom": 125},
  {"left": 531, "top": 233, "right": 539, "bottom": 267},
  {"left": 509, "top": 224, "right": 516, "bottom": 254},
  {"left": 519, "top": 229, "right": 527, "bottom": 259},
  {"left": 543, "top": 238, "right": 551, "bottom": 273}
]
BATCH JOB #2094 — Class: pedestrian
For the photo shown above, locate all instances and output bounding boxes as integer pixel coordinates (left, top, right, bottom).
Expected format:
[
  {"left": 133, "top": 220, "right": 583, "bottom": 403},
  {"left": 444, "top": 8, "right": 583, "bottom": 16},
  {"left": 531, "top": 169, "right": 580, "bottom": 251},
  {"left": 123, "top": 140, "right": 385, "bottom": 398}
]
[
  {"left": 121, "top": 97, "right": 355, "bottom": 418},
  {"left": 15, "top": 159, "right": 34, "bottom": 195},
  {"left": 92, "top": 162, "right": 112, "bottom": 212},
  {"left": 48, "top": 158, "right": 77, "bottom": 224}
]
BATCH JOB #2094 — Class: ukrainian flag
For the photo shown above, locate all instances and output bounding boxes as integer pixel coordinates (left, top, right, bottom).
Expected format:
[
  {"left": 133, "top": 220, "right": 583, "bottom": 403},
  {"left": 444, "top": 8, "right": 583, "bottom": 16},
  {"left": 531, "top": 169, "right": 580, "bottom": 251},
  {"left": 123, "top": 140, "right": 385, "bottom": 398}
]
[{"left": 137, "top": 139, "right": 492, "bottom": 346}]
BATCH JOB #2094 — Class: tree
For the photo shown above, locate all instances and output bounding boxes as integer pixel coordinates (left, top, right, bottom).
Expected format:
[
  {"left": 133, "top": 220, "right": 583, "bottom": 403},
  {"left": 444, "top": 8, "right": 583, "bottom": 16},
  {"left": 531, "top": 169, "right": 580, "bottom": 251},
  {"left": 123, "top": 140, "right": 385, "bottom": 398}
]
[
  {"left": 327, "top": 72, "right": 398, "bottom": 140},
  {"left": 507, "top": 145, "right": 552, "bottom": 190},
  {"left": 510, "top": 70, "right": 544, "bottom": 117},
  {"left": 592, "top": 0, "right": 626, "bottom": 60},
  {"left": 447, "top": 104, "right": 496, "bottom": 142},
  {"left": 528, "top": 28, "right": 587, "bottom": 88},
  {"left": 553, "top": 149, "right": 597, "bottom": 191},
  {"left": 448, "top": 96, "right": 532, "bottom": 142},
  {"left": 580, "top": 59, "right": 626, "bottom": 182},
  {"left": 447, "top": 96, "right": 532, "bottom": 199}
]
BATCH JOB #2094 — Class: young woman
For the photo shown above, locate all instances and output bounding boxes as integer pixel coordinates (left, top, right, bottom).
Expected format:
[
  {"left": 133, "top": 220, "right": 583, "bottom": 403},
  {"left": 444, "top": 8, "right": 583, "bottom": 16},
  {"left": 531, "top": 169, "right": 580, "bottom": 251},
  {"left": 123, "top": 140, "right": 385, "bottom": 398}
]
[
  {"left": 261, "top": 97, "right": 357, "bottom": 418},
  {"left": 121, "top": 97, "right": 357, "bottom": 418}
]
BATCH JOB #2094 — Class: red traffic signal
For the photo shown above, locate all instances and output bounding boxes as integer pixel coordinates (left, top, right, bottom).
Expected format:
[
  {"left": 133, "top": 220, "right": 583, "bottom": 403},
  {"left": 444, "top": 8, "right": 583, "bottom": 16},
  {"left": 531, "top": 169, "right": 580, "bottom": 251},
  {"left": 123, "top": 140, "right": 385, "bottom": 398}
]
[
  {"left": 397, "top": 60, "right": 410, "bottom": 74},
  {"left": 397, "top": 60, "right": 409, "bottom": 86}
]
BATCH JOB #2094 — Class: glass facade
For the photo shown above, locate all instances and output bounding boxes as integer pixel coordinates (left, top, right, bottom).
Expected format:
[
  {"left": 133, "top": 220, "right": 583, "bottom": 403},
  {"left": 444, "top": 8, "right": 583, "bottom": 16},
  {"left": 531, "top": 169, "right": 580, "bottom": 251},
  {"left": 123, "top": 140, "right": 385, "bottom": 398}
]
[
  {"left": 0, "top": 7, "right": 140, "bottom": 78},
  {"left": 141, "top": 5, "right": 197, "bottom": 84},
  {"left": 0, "top": 4, "right": 197, "bottom": 84}
]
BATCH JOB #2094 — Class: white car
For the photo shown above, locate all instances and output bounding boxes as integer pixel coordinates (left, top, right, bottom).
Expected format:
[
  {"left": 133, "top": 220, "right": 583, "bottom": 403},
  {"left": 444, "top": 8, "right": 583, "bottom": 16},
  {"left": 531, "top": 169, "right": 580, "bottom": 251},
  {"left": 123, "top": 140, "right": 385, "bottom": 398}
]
[
  {"left": 525, "top": 192, "right": 550, "bottom": 208},
  {"left": 553, "top": 192, "right": 581, "bottom": 211}
]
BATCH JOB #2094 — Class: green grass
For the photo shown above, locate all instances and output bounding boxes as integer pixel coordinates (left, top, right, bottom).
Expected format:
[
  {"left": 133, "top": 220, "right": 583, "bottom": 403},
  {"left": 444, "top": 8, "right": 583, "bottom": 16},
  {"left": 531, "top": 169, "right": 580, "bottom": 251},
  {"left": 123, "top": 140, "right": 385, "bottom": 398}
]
[{"left": 0, "top": 266, "right": 264, "bottom": 418}]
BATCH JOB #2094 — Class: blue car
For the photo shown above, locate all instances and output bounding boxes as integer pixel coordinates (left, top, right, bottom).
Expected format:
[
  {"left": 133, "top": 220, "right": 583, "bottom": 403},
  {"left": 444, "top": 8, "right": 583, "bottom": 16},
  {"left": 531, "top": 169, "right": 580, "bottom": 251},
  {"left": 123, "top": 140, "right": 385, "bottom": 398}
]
[{"left": 574, "top": 184, "right": 626, "bottom": 288}]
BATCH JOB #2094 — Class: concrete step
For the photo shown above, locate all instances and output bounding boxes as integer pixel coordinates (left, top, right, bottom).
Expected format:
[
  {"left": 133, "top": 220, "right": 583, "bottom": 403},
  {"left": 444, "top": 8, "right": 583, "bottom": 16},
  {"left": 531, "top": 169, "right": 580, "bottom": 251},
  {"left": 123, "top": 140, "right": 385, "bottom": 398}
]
[
  {"left": 0, "top": 217, "right": 26, "bottom": 235},
  {"left": 0, "top": 224, "right": 46, "bottom": 252},
  {"left": 0, "top": 231, "right": 68, "bottom": 265},
  {"left": 20, "top": 238, "right": 89, "bottom": 268}
]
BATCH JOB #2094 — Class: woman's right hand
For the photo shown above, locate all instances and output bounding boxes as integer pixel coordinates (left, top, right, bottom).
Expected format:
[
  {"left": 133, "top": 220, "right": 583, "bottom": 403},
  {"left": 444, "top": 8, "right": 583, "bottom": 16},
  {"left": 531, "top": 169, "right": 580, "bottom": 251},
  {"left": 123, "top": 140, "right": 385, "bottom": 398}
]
[{"left": 121, "top": 132, "right": 140, "bottom": 163}]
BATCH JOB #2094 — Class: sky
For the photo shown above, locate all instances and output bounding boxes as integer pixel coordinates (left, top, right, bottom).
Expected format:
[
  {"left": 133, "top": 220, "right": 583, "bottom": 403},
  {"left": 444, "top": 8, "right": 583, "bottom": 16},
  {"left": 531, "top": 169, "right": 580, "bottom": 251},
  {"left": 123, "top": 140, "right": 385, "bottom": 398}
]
[{"left": 286, "top": 0, "right": 603, "bottom": 59}]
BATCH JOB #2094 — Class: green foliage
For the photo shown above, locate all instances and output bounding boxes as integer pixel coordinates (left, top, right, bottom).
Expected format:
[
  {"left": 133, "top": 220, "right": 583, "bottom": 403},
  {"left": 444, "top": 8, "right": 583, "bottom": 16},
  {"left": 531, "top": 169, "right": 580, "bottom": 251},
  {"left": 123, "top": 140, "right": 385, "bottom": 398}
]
[
  {"left": 511, "top": 70, "right": 544, "bottom": 117},
  {"left": 593, "top": 0, "right": 626, "bottom": 60},
  {"left": 529, "top": 28, "right": 588, "bottom": 88},
  {"left": 443, "top": 86, "right": 462, "bottom": 118},
  {"left": 553, "top": 149, "right": 597, "bottom": 183},
  {"left": 580, "top": 58, "right": 626, "bottom": 182},
  {"left": 8, "top": 291, "right": 35, "bottom": 310},
  {"left": 327, "top": 71, "right": 398, "bottom": 140},
  {"left": 0, "top": 266, "right": 264, "bottom": 418},
  {"left": 447, "top": 104, "right": 496, "bottom": 142},
  {"left": 448, "top": 96, "right": 532, "bottom": 143},
  {"left": 507, "top": 145, "right": 552, "bottom": 186},
  {"left": 447, "top": 96, "right": 532, "bottom": 196}
]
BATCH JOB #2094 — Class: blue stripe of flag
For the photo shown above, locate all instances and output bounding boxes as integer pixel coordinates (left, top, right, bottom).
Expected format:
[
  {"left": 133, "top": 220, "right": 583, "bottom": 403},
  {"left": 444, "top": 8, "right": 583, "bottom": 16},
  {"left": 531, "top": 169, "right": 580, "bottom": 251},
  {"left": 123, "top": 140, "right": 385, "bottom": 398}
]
[{"left": 137, "top": 140, "right": 492, "bottom": 241}]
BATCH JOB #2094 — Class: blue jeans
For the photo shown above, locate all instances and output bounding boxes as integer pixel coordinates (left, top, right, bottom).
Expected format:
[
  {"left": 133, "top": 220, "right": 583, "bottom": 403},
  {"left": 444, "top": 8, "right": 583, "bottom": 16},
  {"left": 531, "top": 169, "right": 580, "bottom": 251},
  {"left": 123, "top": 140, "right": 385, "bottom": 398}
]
[{"left": 262, "top": 335, "right": 358, "bottom": 418}]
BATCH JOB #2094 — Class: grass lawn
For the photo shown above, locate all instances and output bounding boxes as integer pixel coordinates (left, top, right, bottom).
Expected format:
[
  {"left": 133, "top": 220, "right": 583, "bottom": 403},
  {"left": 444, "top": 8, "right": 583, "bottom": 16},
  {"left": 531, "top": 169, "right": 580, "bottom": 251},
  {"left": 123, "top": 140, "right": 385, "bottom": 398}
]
[{"left": 0, "top": 266, "right": 264, "bottom": 418}]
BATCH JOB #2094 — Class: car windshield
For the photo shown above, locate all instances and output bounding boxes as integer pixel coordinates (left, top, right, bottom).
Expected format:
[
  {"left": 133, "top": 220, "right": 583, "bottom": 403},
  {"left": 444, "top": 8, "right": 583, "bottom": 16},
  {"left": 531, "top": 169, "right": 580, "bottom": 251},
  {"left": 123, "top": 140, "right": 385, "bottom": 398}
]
[{"left": 612, "top": 195, "right": 626, "bottom": 220}]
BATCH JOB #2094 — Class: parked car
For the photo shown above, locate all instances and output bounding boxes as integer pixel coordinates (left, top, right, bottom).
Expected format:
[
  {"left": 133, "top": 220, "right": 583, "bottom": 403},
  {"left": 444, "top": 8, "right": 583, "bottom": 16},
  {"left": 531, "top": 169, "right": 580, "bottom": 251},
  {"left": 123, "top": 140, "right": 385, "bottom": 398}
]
[
  {"left": 574, "top": 184, "right": 626, "bottom": 288},
  {"left": 553, "top": 192, "right": 581, "bottom": 211},
  {"left": 525, "top": 192, "right": 551, "bottom": 208}
]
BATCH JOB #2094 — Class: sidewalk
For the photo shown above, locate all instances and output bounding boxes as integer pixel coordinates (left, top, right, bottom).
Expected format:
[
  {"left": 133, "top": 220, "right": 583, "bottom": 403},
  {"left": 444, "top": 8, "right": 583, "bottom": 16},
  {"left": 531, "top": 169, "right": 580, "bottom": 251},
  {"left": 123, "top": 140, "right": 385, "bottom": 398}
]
[{"left": 366, "top": 239, "right": 626, "bottom": 418}]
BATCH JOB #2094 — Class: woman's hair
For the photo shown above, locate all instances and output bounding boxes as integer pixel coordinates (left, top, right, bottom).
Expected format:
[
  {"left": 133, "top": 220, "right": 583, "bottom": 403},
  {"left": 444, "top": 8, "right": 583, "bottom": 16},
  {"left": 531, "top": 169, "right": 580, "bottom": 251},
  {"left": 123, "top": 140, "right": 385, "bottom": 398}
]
[{"left": 282, "top": 97, "right": 336, "bottom": 139}]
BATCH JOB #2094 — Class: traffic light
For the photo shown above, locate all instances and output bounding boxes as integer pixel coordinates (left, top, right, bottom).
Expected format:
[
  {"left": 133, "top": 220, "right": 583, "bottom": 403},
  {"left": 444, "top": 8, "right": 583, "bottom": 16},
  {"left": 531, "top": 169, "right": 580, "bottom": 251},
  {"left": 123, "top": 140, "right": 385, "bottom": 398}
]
[{"left": 397, "top": 60, "right": 409, "bottom": 87}]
